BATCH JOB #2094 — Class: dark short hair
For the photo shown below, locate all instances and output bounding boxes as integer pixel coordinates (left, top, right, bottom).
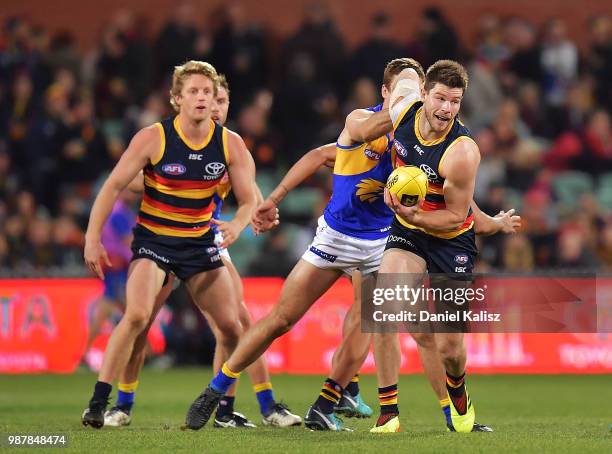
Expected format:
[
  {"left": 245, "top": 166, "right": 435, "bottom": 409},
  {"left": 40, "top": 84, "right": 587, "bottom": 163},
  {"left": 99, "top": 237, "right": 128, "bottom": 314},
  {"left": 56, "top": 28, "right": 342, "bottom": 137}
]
[
  {"left": 424, "top": 60, "right": 468, "bottom": 92},
  {"left": 217, "top": 74, "right": 230, "bottom": 95},
  {"left": 383, "top": 58, "right": 425, "bottom": 89}
]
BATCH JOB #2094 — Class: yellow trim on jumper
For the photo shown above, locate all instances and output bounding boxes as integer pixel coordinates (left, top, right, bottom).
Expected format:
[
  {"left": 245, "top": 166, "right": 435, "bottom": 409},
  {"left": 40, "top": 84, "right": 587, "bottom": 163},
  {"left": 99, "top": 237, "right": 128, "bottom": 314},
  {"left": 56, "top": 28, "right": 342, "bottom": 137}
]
[
  {"left": 138, "top": 221, "right": 210, "bottom": 237},
  {"left": 140, "top": 201, "right": 213, "bottom": 224},
  {"left": 414, "top": 107, "right": 454, "bottom": 146},
  {"left": 438, "top": 136, "right": 477, "bottom": 176},
  {"left": 144, "top": 175, "right": 218, "bottom": 199},
  {"left": 222, "top": 127, "right": 231, "bottom": 165},
  {"left": 333, "top": 135, "right": 389, "bottom": 176},
  {"left": 173, "top": 116, "right": 215, "bottom": 150},
  {"left": 395, "top": 215, "right": 474, "bottom": 240},
  {"left": 151, "top": 123, "right": 165, "bottom": 165}
]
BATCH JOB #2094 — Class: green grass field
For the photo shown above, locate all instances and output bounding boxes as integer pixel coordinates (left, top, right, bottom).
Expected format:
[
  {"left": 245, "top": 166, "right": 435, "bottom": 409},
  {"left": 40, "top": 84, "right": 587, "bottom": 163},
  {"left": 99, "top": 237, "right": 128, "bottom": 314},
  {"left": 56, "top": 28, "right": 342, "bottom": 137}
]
[{"left": 1, "top": 370, "right": 610, "bottom": 453}]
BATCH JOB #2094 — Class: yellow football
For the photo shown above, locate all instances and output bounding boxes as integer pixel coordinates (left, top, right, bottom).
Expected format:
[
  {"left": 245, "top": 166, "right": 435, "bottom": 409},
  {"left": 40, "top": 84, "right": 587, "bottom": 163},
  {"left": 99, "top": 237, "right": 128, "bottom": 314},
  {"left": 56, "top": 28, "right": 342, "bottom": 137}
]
[{"left": 386, "top": 166, "right": 429, "bottom": 207}]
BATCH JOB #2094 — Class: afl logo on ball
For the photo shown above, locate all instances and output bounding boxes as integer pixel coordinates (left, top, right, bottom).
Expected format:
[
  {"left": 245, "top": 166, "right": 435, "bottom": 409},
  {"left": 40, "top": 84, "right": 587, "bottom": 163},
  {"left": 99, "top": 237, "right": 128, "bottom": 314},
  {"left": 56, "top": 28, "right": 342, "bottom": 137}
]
[{"left": 162, "top": 163, "right": 186, "bottom": 175}]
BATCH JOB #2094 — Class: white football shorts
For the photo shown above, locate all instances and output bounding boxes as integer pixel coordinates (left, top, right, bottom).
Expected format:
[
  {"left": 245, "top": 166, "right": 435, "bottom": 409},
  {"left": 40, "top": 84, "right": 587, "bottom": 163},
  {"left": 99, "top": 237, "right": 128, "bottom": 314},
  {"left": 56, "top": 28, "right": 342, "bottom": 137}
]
[
  {"left": 301, "top": 216, "right": 387, "bottom": 276},
  {"left": 214, "top": 231, "right": 232, "bottom": 261}
]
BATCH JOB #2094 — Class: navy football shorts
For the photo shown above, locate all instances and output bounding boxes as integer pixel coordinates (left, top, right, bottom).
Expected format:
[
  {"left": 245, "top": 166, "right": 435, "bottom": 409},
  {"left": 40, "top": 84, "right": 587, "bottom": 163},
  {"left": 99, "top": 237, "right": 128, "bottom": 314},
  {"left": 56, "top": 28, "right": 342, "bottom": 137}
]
[
  {"left": 130, "top": 225, "right": 224, "bottom": 281},
  {"left": 384, "top": 218, "right": 477, "bottom": 275}
]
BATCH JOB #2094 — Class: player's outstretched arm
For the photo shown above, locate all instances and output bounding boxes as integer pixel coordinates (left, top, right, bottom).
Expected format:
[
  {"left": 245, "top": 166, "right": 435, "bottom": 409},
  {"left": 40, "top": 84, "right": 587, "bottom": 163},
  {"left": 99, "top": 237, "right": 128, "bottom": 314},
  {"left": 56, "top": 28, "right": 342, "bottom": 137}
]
[
  {"left": 472, "top": 202, "right": 522, "bottom": 236},
  {"left": 268, "top": 143, "right": 335, "bottom": 205},
  {"left": 84, "top": 126, "right": 160, "bottom": 279},
  {"left": 346, "top": 108, "right": 392, "bottom": 143},
  {"left": 386, "top": 139, "right": 480, "bottom": 232},
  {"left": 252, "top": 143, "right": 336, "bottom": 232},
  {"left": 348, "top": 67, "right": 422, "bottom": 142},
  {"left": 216, "top": 130, "right": 257, "bottom": 248}
]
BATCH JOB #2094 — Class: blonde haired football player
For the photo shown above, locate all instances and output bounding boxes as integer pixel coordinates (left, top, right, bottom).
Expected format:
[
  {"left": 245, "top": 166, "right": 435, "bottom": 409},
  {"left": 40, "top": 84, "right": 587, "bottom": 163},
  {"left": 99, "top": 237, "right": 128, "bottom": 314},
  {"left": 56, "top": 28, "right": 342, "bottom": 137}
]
[{"left": 82, "top": 61, "right": 260, "bottom": 428}]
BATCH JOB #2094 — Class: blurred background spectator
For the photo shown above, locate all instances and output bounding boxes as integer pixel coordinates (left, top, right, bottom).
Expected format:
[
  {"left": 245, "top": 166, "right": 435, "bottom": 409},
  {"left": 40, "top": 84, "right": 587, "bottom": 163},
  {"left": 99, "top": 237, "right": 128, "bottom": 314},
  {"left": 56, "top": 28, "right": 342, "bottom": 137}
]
[{"left": 1, "top": 2, "right": 610, "bottom": 365}]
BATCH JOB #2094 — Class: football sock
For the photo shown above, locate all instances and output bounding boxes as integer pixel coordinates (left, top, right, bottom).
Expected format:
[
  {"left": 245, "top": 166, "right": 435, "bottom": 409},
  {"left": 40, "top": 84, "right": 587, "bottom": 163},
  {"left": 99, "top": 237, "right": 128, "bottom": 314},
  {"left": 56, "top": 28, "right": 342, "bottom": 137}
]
[
  {"left": 439, "top": 397, "right": 452, "bottom": 426},
  {"left": 116, "top": 381, "right": 138, "bottom": 413},
  {"left": 313, "top": 378, "right": 343, "bottom": 414},
  {"left": 446, "top": 371, "right": 467, "bottom": 415},
  {"left": 253, "top": 382, "right": 275, "bottom": 416},
  {"left": 378, "top": 384, "right": 399, "bottom": 414},
  {"left": 93, "top": 381, "right": 112, "bottom": 402},
  {"left": 216, "top": 395, "right": 235, "bottom": 418},
  {"left": 210, "top": 363, "right": 240, "bottom": 394},
  {"left": 345, "top": 374, "right": 360, "bottom": 397}
]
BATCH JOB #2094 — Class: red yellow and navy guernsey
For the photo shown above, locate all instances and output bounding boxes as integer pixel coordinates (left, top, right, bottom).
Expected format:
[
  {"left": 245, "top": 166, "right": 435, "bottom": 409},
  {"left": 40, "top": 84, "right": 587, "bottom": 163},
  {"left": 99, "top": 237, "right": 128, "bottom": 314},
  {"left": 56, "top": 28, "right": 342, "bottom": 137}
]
[
  {"left": 392, "top": 101, "right": 476, "bottom": 239},
  {"left": 137, "top": 116, "right": 230, "bottom": 238}
]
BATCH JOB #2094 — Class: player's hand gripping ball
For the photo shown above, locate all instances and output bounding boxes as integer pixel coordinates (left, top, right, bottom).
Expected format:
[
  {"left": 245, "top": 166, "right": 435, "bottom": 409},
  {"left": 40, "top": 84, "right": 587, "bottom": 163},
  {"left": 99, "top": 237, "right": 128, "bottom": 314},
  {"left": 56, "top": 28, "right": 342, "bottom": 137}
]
[{"left": 385, "top": 166, "right": 428, "bottom": 207}]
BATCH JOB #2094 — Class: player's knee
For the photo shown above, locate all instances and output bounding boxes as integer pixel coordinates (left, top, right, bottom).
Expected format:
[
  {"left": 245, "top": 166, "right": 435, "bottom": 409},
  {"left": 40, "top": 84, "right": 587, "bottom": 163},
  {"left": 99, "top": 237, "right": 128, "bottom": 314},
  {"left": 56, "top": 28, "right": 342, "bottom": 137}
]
[
  {"left": 437, "top": 338, "right": 464, "bottom": 363},
  {"left": 215, "top": 319, "right": 242, "bottom": 346},
  {"left": 122, "top": 307, "right": 152, "bottom": 332},
  {"left": 412, "top": 332, "right": 436, "bottom": 349},
  {"left": 238, "top": 303, "right": 252, "bottom": 329}
]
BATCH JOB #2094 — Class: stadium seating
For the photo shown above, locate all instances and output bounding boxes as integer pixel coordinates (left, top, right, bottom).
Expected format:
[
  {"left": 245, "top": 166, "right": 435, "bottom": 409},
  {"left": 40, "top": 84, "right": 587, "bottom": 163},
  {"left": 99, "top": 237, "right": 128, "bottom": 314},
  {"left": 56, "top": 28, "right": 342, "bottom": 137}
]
[{"left": 551, "top": 171, "right": 594, "bottom": 210}]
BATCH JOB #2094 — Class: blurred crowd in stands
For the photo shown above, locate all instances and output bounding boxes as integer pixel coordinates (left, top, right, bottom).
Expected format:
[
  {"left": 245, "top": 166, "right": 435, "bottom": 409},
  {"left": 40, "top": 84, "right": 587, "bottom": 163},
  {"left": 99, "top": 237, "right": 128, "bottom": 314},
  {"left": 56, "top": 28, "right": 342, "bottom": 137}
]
[{"left": 1, "top": 3, "right": 612, "bottom": 276}]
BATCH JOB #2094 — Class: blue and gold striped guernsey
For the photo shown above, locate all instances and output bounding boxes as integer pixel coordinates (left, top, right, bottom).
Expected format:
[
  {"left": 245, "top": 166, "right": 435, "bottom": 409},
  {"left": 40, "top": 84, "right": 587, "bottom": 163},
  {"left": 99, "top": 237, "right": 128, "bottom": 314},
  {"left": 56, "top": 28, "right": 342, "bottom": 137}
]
[
  {"left": 137, "top": 116, "right": 230, "bottom": 237},
  {"left": 323, "top": 105, "right": 395, "bottom": 240}
]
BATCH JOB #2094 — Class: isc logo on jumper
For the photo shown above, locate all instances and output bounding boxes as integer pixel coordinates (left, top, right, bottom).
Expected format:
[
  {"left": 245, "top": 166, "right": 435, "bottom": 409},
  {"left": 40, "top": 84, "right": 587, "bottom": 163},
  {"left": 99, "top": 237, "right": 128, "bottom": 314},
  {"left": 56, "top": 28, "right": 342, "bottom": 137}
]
[
  {"left": 162, "top": 163, "right": 186, "bottom": 175},
  {"left": 189, "top": 153, "right": 203, "bottom": 160}
]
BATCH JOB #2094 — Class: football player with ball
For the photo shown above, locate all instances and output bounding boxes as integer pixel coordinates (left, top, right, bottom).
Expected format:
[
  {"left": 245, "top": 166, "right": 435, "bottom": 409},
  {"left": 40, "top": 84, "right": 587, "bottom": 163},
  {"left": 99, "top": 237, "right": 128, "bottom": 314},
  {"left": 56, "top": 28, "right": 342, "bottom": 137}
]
[
  {"left": 358, "top": 59, "right": 498, "bottom": 433},
  {"left": 184, "top": 58, "right": 520, "bottom": 433}
]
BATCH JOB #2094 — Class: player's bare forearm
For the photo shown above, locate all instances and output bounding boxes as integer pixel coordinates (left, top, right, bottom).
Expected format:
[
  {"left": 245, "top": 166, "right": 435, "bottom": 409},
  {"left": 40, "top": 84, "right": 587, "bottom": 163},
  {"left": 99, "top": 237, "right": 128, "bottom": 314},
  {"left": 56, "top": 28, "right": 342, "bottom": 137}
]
[
  {"left": 347, "top": 109, "right": 392, "bottom": 143},
  {"left": 471, "top": 201, "right": 498, "bottom": 236},
  {"left": 268, "top": 143, "right": 336, "bottom": 205},
  {"left": 244, "top": 150, "right": 264, "bottom": 205},
  {"left": 227, "top": 131, "right": 257, "bottom": 231},
  {"left": 86, "top": 183, "right": 123, "bottom": 240},
  {"left": 411, "top": 138, "right": 480, "bottom": 233},
  {"left": 231, "top": 202, "right": 256, "bottom": 231},
  {"left": 254, "top": 183, "right": 264, "bottom": 205},
  {"left": 472, "top": 202, "right": 521, "bottom": 235}
]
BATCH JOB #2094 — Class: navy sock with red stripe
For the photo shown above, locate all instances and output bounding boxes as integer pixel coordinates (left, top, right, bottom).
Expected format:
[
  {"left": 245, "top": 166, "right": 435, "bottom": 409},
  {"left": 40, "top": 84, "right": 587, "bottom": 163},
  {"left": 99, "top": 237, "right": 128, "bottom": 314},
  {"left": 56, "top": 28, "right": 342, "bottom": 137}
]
[
  {"left": 446, "top": 371, "right": 467, "bottom": 415},
  {"left": 313, "top": 378, "right": 343, "bottom": 414}
]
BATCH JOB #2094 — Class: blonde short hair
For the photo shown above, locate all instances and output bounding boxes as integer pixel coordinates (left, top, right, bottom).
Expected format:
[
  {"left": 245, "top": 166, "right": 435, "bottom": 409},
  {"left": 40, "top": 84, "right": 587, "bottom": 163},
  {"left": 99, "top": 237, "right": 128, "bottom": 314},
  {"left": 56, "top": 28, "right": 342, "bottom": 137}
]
[{"left": 169, "top": 60, "right": 218, "bottom": 112}]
